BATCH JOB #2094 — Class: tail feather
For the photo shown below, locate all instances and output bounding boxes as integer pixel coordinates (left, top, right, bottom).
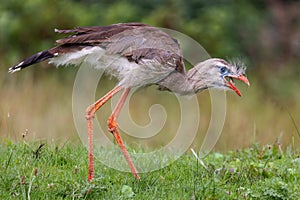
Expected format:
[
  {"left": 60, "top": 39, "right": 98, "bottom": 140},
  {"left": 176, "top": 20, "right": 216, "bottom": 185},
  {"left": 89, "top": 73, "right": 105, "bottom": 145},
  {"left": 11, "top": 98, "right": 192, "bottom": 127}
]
[{"left": 8, "top": 50, "right": 54, "bottom": 73}]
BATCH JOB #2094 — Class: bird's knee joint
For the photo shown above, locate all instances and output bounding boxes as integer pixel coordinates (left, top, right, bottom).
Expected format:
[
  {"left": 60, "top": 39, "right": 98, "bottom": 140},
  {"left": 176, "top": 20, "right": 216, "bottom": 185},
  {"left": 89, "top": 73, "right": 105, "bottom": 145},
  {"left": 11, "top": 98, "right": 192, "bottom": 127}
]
[
  {"left": 107, "top": 116, "right": 117, "bottom": 132},
  {"left": 85, "top": 106, "right": 95, "bottom": 120}
]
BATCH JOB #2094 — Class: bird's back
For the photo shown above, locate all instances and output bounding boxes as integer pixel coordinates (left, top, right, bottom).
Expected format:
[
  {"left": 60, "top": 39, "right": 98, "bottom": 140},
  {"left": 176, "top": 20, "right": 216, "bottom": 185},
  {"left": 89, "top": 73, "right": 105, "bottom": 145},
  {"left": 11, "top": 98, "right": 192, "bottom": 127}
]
[{"left": 9, "top": 23, "right": 185, "bottom": 88}]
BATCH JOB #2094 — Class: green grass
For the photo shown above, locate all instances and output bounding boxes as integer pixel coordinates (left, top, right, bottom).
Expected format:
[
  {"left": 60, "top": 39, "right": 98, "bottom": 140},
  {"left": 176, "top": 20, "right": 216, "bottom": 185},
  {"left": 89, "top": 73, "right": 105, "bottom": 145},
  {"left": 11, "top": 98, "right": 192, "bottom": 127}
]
[{"left": 0, "top": 141, "right": 299, "bottom": 199}]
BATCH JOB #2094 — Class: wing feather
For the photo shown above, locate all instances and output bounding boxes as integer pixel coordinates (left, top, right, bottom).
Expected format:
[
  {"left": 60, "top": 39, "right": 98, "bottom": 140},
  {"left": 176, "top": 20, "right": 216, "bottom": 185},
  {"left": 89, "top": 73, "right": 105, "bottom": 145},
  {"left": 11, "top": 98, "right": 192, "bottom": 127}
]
[{"left": 10, "top": 22, "right": 185, "bottom": 74}]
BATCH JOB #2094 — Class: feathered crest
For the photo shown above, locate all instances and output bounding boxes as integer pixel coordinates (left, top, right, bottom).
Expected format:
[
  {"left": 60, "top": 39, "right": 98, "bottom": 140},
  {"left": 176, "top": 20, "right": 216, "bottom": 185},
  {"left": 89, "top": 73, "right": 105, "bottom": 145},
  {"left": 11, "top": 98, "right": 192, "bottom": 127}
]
[{"left": 228, "top": 58, "right": 247, "bottom": 75}]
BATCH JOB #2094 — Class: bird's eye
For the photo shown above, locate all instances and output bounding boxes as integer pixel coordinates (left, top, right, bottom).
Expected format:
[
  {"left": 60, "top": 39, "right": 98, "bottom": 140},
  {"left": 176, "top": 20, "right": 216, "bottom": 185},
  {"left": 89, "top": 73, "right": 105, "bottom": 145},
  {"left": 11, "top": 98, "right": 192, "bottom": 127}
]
[{"left": 220, "top": 67, "right": 229, "bottom": 74}]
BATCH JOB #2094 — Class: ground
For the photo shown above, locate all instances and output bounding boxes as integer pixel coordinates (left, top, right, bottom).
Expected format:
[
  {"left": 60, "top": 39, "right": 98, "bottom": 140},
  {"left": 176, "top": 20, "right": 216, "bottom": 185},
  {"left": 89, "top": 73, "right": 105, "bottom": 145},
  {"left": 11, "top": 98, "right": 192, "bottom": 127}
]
[{"left": 0, "top": 140, "right": 299, "bottom": 199}]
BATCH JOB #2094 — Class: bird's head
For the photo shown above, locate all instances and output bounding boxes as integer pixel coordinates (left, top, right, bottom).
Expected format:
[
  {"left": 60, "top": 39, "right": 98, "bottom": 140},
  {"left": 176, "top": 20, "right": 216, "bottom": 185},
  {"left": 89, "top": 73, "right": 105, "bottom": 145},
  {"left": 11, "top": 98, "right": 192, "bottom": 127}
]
[{"left": 189, "top": 58, "right": 250, "bottom": 96}]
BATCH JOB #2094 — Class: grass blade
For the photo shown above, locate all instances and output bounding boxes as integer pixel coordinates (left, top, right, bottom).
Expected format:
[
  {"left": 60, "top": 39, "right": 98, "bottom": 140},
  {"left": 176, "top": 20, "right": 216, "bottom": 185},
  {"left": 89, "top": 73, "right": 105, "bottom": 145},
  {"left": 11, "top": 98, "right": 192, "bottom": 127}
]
[{"left": 286, "top": 107, "right": 300, "bottom": 139}]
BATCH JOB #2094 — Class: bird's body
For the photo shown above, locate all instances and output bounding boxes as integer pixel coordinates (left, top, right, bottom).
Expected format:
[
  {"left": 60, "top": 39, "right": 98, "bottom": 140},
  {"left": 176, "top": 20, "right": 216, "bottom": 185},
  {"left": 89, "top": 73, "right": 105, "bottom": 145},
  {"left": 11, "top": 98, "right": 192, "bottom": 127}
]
[
  {"left": 9, "top": 22, "right": 249, "bottom": 181},
  {"left": 50, "top": 46, "right": 175, "bottom": 89},
  {"left": 11, "top": 23, "right": 182, "bottom": 88}
]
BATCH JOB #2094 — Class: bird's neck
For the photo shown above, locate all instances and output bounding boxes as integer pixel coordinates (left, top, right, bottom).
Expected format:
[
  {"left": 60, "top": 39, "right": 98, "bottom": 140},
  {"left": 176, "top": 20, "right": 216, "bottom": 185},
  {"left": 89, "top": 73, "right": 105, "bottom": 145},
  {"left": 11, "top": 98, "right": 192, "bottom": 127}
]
[{"left": 158, "top": 69, "right": 209, "bottom": 95}]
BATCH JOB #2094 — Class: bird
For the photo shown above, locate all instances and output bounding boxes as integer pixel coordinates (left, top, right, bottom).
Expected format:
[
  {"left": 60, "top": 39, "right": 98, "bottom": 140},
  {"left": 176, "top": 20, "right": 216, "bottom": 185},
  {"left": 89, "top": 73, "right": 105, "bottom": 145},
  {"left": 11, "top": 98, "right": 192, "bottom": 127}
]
[{"left": 9, "top": 22, "right": 250, "bottom": 181}]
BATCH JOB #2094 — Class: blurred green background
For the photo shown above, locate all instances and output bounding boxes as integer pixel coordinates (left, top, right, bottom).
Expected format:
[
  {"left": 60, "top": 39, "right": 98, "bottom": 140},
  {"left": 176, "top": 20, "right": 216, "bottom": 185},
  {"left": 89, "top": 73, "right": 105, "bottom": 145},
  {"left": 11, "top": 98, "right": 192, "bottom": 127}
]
[{"left": 0, "top": 0, "right": 299, "bottom": 151}]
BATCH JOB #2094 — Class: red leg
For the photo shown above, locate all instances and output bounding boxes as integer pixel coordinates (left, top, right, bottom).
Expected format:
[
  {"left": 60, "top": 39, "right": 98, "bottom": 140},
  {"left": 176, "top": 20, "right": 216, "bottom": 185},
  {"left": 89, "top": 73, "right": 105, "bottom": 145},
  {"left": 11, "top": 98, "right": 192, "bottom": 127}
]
[
  {"left": 86, "top": 86, "right": 122, "bottom": 182},
  {"left": 107, "top": 88, "right": 140, "bottom": 180}
]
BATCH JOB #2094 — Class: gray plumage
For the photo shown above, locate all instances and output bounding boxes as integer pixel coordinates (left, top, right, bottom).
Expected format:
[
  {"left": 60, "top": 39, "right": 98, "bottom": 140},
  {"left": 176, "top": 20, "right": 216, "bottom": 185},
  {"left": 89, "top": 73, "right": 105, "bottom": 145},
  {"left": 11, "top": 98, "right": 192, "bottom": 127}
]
[{"left": 9, "top": 22, "right": 249, "bottom": 95}]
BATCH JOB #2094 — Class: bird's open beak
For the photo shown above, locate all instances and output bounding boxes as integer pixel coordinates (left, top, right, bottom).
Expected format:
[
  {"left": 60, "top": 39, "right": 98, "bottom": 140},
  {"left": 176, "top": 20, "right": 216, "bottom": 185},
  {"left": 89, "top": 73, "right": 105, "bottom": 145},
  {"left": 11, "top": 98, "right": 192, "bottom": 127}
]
[{"left": 225, "top": 75, "right": 250, "bottom": 96}]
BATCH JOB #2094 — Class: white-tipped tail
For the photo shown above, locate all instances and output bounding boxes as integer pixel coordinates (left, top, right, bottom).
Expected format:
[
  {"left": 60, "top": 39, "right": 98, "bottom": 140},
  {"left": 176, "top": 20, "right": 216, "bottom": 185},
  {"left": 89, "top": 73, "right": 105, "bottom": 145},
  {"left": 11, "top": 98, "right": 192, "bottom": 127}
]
[
  {"left": 8, "top": 62, "right": 23, "bottom": 73},
  {"left": 8, "top": 50, "right": 54, "bottom": 73}
]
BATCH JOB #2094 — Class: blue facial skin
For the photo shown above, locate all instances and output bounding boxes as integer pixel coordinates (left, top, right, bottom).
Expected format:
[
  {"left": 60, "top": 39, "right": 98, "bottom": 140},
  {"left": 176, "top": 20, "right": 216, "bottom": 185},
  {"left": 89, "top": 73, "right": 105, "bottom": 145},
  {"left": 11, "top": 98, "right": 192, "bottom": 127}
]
[{"left": 219, "top": 66, "right": 231, "bottom": 80}]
